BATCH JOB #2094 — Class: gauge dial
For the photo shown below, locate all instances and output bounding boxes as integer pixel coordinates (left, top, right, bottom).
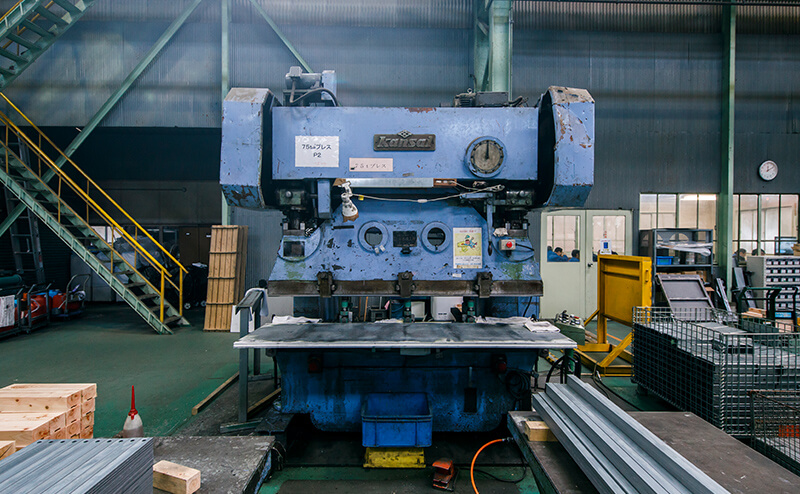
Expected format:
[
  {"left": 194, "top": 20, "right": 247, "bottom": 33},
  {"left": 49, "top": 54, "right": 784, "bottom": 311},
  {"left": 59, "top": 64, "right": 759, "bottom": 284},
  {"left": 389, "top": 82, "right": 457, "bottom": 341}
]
[
  {"left": 759, "top": 160, "right": 778, "bottom": 181},
  {"left": 469, "top": 139, "right": 505, "bottom": 175}
]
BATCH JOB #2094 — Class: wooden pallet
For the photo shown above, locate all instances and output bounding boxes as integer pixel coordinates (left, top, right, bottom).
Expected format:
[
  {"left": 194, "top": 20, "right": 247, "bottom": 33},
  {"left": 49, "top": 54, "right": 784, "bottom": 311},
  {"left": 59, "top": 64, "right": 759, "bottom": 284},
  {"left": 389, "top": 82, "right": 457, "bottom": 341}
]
[
  {"left": 0, "top": 383, "right": 96, "bottom": 453},
  {"left": 204, "top": 225, "right": 248, "bottom": 331}
]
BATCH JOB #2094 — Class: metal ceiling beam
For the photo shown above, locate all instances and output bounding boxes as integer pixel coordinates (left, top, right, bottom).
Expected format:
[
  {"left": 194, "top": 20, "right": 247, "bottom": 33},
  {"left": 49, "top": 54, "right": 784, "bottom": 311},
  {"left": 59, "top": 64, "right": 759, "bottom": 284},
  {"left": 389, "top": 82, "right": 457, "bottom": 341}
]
[
  {"left": 0, "top": 0, "right": 207, "bottom": 238},
  {"left": 718, "top": 0, "right": 736, "bottom": 297},
  {"left": 249, "top": 0, "right": 312, "bottom": 73}
]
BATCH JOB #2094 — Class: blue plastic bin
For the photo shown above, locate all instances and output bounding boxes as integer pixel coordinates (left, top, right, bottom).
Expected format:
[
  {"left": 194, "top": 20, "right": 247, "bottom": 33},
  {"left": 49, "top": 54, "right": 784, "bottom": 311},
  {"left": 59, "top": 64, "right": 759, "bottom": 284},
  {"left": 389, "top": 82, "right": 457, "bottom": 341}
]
[
  {"left": 656, "top": 256, "right": 674, "bottom": 266},
  {"left": 361, "top": 393, "right": 432, "bottom": 447}
]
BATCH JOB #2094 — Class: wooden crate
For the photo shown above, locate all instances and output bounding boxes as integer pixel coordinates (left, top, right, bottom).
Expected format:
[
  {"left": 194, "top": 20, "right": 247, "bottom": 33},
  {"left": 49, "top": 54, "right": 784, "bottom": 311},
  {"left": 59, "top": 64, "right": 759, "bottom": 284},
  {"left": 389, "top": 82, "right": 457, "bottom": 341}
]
[
  {"left": 204, "top": 225, "right": 248, "bottom": 331},
  {"left": 0, "top": 412, "right": 65, "bottom": 437},
  {"left": 0, "top": 414, "right": 52, "bottom": 447},
  {"left": 0, "top": 440, "right": 14, "bottom": 460},
  {"left": 0, "top": 388, "right": 81, "bottom": 412},
  {"left": 0, "top": 384, "right": 96, "bottom": 446}
]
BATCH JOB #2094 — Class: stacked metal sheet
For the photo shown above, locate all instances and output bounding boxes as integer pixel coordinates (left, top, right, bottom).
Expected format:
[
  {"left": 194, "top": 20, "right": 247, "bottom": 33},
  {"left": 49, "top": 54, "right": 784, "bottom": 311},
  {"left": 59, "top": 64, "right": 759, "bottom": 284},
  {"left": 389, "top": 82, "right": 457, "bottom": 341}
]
[
  {"left": 633, "top": 307, "right": 800, "bottom": 436},
  {"left": 532, "top": 375, "right": 728, "bottom": 494},
  {"left": 0, "top": 438, "right": 153, "bottom": 493}
]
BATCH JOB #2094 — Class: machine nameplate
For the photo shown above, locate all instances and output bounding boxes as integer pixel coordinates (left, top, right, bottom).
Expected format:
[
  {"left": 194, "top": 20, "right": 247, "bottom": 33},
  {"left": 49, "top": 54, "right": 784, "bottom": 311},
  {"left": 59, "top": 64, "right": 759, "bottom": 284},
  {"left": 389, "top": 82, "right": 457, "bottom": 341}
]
[
  {"left": 393, "top": 231, "right": 418, "bottom": 248},
  {"left": 295, "top": 135, "right": 339, "bottom": 167},
  {"left": 349, "top": 158, "right": 393, "bottom": 172},
  {"left": 373, "top": 131, "right": 436, "bottom": 151}
]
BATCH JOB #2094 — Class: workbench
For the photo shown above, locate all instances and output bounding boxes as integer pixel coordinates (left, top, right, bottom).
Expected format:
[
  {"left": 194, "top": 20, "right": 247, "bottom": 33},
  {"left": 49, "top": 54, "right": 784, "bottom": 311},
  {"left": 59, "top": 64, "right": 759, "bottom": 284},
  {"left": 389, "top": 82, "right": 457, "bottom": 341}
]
[{"left": 152, "top": 436, "right": 274, "bottom": 494}]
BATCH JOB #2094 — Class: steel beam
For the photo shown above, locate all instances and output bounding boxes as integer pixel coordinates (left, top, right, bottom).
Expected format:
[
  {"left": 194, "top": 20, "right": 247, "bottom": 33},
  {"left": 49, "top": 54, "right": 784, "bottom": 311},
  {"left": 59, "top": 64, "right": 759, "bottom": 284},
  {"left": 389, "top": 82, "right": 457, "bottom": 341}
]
[
  {"left": 718, "top": 1, "right": 736, "bottom": 298},
  {"left": 488, "top": 0, "right": 512, "bottom": 94},
  {"left": 221, "top": 0, "right": 231, "bottom": 225},
  {"left": 249, "top": 0, "right": 312, "bottom": 73},
  {"left": 473, "top": 0, "right": 490, "bottom": 91},
  {"left": 0, "top": 0, "right": 206, "bottom": 237}
]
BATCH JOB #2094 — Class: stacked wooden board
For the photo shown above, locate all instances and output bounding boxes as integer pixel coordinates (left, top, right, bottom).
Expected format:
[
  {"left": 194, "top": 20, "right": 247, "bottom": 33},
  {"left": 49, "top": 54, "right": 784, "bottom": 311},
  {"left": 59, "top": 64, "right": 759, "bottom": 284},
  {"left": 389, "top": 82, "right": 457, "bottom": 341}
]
[
  {"left": 0, "top": 383, "right": 96, "bottom": 453},
  {"left": 204, "top": 225, "right": 248, "bottom": 331}
]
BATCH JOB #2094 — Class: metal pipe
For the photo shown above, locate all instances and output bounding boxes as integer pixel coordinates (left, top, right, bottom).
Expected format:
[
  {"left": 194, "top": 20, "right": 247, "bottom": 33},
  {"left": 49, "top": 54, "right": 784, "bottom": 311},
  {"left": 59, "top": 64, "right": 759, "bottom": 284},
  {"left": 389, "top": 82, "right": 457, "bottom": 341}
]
[{"left": 718, "top": 0, "right": 736, "bottom": 298}]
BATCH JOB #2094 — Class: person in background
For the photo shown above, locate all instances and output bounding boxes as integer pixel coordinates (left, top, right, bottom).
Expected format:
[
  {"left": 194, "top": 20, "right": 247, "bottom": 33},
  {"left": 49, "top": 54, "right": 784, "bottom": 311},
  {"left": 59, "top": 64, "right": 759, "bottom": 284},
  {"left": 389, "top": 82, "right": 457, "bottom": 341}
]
[
  {"left": 569, "top": 249, "right": 580, "bottom": 262},
  {"left": 734, "top": 248, "right": 747, "bottom": 266},
  {"left": 751, "top": 248, "right": 765, "bottom": 256},
  {"left": 547, "top": 247, "right": 568, "bottom": 262}
]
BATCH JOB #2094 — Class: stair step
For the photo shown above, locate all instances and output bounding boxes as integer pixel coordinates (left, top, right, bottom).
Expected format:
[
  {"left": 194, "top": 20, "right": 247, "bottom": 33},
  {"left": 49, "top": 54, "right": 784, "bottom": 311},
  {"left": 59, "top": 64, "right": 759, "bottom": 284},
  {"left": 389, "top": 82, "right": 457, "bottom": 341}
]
[
  {"left": 50, "top": 0, "right": 83, "bottom": 16},
  {"left": 0, "top": 66, "right": 16, "bottom": 77},
  {"left": 116, "top": 270, "right": 135, "bottom": 277},
  {"left": 0, "top": 46, "right": 28, "bottom": 64},
  {"left": 136, "top": 293, "right": 158, "bottom": 301},
  {"left": 6, "top": 33, "right": 36, "bottom": 50},
  {"left": 20, "top": 20, "right": 54, "bottom": 39},
  {"left": 125, "top": 282, "right": 146, "bottom": 289},
  {"left": 164, "top": 315, "right": 182, "bottom": 326},
  {"left": 34, "top": 6, "right": 69, "bottom": 26}
]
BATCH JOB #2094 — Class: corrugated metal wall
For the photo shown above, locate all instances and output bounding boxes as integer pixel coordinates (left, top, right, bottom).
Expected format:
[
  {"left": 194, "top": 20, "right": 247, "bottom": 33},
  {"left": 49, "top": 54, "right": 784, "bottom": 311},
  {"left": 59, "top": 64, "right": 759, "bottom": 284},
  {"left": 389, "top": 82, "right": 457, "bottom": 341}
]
[
  {"left": 0, "top": 0, "right": 797, "bottom": 275},
  {"left": 2, "top": 0, "right": 797, "bottom": 128}
]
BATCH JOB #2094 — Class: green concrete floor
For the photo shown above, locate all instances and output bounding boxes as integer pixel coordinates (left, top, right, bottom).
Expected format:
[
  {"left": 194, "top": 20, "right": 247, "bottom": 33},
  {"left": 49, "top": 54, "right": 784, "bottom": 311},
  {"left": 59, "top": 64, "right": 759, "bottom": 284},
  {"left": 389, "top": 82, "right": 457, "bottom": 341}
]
[
  {"left": 0, "top": 305, "right": 672, "bottom": 492},
  {"left": 259, "top": 466, "right": 538, "bottom": 494},
  {"left": 0, "top": 304, "right": 239, "bottom": 437}
]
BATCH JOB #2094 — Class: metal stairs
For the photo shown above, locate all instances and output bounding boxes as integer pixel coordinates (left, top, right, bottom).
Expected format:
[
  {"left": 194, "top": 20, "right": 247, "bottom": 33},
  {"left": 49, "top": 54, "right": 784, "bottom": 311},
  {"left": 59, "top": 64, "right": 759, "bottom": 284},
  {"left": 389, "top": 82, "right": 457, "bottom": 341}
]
[
  {"left": 0, "top": 95, "right": 188, "bottom": 334},
  {"left": 0, "top": 0, "right": 95, "bottom": 90}
]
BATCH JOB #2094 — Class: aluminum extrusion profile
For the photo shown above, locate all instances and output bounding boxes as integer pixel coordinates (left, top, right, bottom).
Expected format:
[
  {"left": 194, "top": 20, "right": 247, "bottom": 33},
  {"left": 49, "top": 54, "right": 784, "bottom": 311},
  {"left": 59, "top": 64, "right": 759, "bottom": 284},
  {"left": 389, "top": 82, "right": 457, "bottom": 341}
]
[{"left": 532, "top": 376, "right": 728, "bottom": 494}]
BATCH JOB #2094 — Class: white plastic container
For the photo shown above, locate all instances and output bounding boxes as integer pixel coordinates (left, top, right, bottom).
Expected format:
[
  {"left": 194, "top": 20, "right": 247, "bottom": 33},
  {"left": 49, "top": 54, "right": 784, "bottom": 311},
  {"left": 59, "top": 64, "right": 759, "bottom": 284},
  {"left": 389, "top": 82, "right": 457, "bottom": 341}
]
[{"left": 431, "top": 297, "right": 462, "bottom": 321}]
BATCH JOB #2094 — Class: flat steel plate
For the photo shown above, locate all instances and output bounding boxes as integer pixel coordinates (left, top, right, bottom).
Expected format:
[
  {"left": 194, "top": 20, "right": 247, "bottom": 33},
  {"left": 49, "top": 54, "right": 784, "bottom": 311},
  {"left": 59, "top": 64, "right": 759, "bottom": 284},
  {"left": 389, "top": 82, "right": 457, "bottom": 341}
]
[{"left": 234, "top": 322, "right": 576, "bottom": 349}]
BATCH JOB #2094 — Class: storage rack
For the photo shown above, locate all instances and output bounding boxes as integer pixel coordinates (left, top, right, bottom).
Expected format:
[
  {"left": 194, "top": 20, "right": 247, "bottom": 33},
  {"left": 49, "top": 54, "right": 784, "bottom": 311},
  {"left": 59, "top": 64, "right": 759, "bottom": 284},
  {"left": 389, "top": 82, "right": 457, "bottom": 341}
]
[
  {"left": 750, "top": 390, "right": 800, "bottom": 476},
  {"left": 632, "top": 306, "right": 800, "bottom": 437},
  {"left": 638, "top": 228, "right": 714, "bottom": 282},
  {"left": 746, "top": 256, "right": 800, "bottom": 319}
]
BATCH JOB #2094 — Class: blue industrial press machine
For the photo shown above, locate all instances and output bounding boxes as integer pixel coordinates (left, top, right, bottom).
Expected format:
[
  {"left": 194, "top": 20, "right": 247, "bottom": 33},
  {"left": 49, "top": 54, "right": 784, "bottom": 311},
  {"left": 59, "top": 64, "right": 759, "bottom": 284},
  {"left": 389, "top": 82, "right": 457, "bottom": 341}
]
[{"left": 222, "top": 67, "right": 593, "bottom": 448}]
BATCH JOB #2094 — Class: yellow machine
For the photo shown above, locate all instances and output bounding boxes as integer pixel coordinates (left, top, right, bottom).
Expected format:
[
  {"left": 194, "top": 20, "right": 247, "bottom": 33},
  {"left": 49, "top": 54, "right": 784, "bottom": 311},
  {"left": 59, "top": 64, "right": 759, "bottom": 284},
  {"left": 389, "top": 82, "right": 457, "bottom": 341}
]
[{"left": 579, "top": 255, "right": 652, "bottom": 376}]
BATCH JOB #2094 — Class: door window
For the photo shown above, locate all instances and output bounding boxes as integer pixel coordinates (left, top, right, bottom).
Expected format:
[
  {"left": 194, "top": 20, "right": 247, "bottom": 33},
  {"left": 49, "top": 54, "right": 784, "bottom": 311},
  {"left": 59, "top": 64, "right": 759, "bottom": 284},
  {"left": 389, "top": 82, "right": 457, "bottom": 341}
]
[
  {"left": 546, "top": 215, "right": 580, "bottom": 263},
  {"left": 592, "top": 215, "right": 627, "bottom": 260}
]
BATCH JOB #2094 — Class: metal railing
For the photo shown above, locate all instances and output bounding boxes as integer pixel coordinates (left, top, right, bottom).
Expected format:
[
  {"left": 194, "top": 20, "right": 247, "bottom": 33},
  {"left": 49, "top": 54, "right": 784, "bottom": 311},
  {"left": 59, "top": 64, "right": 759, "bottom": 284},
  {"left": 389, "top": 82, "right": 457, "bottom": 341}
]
[
  {"left": 0, "top": 93, "right": 185, "bottom": 321},
  {"left": 633, "top": 306, "right": 800, "bottom": 436},
  {"left": 0, "top": 1, "right": 56, "bottom": 50}
]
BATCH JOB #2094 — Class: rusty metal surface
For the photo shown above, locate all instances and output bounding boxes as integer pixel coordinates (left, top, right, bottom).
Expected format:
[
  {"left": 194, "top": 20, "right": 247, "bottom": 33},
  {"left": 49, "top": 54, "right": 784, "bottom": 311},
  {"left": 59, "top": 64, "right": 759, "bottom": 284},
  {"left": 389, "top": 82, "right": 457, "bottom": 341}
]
[
  {"left": 267, "top": 279, "right": 544, "bottom": 297},
  {"left": 220, "top": 88, "right": 272, "bottom": 209},
  {"left": 542, "top": 86, "right": 594, "bottom": 208},
  {"left": 234, "top": 321, "right": 575, "bottom": 349}
]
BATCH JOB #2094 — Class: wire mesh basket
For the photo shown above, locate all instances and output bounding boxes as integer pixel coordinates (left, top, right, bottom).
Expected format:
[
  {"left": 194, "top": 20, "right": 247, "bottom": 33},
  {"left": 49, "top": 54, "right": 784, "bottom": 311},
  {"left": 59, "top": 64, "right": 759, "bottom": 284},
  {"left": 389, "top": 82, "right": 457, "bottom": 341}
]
[
  {"left": 750, "top": 390, "right": 800, "bottom": 475},
  {"left": 633, "top": 306, "right": 800, "bottom": 437}
]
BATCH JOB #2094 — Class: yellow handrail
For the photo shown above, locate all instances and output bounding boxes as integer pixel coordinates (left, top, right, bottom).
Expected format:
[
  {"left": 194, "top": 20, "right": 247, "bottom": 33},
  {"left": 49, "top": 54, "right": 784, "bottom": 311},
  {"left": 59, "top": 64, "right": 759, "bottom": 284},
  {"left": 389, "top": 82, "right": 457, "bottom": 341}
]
[
  {"left": 0, "top": 116, "right": 183, "bottom": 317},
  {"left": 1, "top": 1, "right": 57, "bottom": 51},
  {"left": 0, "top": 111, "right": 168, "bottom": 274},
  {"left": 0, "top": 139, "right": 165, "bottom": 299},
  {"left": 0, "top": 1, "right": 24, "bottom": 23},
  {"left": 0, "top": 93, "right": 186, "bottom": 274},
  {"left": 0, "top": 95, "right": 187, "bottom": 322}
]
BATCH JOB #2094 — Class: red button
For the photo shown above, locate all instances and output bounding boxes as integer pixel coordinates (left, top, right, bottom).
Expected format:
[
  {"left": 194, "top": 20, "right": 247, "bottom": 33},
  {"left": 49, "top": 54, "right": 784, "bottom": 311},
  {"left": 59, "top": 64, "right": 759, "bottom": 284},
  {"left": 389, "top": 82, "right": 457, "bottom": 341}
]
[{"left": 506, "top": 242, "right": 513, "bottom": 248}]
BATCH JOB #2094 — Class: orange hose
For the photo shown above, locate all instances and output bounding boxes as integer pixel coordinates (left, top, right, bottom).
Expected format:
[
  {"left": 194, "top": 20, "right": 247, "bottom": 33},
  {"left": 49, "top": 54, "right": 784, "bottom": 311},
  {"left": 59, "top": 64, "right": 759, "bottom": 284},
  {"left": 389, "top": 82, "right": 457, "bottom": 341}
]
[{"left": 470, "top": 438, "right": 505, "bottom": 494}]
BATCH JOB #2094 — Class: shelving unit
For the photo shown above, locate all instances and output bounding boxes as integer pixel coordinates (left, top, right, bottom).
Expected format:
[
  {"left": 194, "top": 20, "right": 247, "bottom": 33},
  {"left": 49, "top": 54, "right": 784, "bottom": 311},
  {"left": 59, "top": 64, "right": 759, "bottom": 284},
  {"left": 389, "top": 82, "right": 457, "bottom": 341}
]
[
  {"left": 638, "top": 228, "right": 714, "bottom": 281},
  {"left": 746, "top": 256, "right": 800, "bottom": 318}
]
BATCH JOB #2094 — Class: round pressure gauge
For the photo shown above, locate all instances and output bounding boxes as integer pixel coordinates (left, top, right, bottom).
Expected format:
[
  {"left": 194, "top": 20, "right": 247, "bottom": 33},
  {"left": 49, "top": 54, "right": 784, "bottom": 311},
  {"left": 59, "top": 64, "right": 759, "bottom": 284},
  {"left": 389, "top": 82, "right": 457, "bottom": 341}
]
[
  {"left": 466, "top": 137, "right": 505, "bottom": 177},
  {"left": 758, "top": 160, "right": 778, "bottom": 181}
]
